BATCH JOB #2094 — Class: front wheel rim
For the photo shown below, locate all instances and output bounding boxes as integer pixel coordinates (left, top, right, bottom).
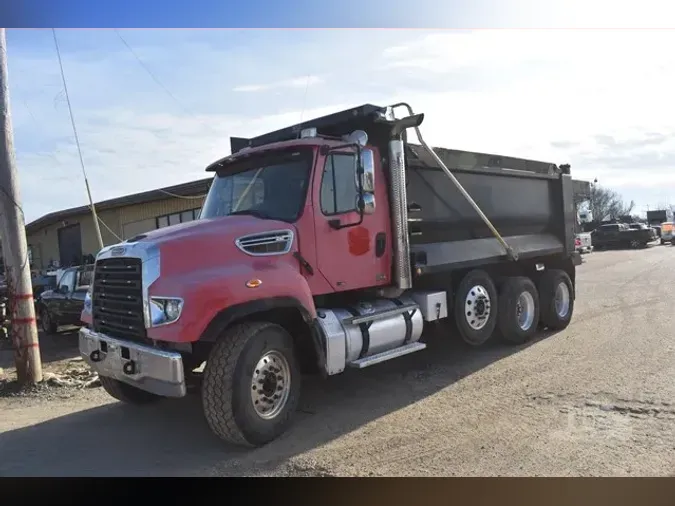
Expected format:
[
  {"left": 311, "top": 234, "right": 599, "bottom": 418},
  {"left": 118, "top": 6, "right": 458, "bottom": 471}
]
[
  {"left": 250, "top": 350, "right": 291, "bottom": 420},
  {"left": 554, "top": 282, "right": 571, "bottom": 319}
]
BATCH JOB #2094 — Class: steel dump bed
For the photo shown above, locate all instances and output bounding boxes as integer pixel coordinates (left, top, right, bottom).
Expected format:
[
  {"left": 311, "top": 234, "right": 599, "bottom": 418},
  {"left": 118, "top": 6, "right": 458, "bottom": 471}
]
[{"left": 405, "top": 143, "right": 575, "bottom": 273}]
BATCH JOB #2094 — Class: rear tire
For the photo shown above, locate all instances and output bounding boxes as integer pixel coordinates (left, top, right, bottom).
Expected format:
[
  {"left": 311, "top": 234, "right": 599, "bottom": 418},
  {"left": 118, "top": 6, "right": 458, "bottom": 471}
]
[
  {"left": 453, "top": 270, "right": 498, "bottom": 346},
  {"left": 99, "top": 376, "right": 161, "bottom": 405},
  {"left": 202, "top": 321, "right": 301, "bottom": 447},
  {"left": 538, "top": 269, "right": 574, "bottom": 330},
  {"left": 497, "top": 277, "right": 540, "bottom": 345}
]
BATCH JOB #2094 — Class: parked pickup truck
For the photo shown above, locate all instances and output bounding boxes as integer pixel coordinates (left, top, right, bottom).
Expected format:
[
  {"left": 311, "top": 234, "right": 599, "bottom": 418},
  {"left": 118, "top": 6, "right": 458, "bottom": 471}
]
[
  {"left": 591, "top": 223, "right": 653, "bottom": 249},
  {"left": 575, "top": 232, "right": 593, "bottom": 254},
  {"left": 628, "top": 222, "right": 658, "bottom": 241},
  {"left": 36, "top": 264, "right": 93, "bottom": 334}
]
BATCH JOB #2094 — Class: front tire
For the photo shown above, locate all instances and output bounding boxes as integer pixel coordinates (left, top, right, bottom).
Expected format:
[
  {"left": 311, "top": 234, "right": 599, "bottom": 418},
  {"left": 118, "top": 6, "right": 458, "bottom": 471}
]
[
  {"left": 202, "top": 321, "right": 301, "bottom": 447},
  {"left": 40, "top": 307, "right": 58, "bottom": 334},
  {"left": 453, "top": 269, "right": 498, "bottom": 346},
  {"left": 497, "top": 276, "right": 540, "bottom": 345},
  {"left": 99, "top": 376, "right": 161, "bottom": 405},
  {"left": 538, "top": 269, "right": 575, "bottom": 330}
]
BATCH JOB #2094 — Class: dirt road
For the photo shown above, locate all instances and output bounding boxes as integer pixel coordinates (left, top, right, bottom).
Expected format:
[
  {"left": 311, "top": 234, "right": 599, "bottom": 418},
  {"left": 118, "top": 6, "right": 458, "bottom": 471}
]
[{"left": 1, "top": 246, "right": 674, "bottom": 476}]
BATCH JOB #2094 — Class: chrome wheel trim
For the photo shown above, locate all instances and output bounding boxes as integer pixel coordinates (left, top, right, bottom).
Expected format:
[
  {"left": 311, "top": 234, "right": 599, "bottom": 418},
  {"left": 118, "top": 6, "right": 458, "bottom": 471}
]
[
  {"left": 251, "top": 350, "right": 291, "bottom": 420},
  {"left": 465, "top": 284, "right": 491, "bottom": 331},
  {"left": 554, "top": 282, "right": 571, "bottom": 319},
  {"left": 516, "top": 291, "right": 536, "bottom": 331}
]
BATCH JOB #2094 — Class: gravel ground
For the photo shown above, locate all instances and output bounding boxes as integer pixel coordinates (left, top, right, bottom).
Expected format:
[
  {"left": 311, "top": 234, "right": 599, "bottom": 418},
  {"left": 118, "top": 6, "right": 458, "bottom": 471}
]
[{"left": 0, "top": 245, "right": 674, "bottom": 477}]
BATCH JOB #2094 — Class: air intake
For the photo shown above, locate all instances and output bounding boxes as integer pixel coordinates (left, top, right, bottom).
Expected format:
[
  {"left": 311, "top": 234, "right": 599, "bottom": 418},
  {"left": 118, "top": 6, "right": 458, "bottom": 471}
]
[{"left": 235, "top": 230, "right": 294, "bottom": 256}]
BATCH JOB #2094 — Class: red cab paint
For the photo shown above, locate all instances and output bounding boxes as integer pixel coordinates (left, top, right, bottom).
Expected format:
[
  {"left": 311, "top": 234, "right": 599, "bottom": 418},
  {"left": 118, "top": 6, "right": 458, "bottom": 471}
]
[{"left": 143, "top": 215, "right": 318, "bottom": 343}]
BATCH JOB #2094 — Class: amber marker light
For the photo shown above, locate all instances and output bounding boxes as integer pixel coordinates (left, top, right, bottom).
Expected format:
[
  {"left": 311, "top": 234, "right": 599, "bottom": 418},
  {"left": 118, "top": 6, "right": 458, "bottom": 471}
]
[{"left": 246, "top": 279, "right": 263, "bottom": 288}]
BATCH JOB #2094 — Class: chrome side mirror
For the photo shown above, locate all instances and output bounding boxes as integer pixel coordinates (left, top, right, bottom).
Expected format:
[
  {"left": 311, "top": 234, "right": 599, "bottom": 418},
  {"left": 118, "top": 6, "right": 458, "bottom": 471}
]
[{"left": 357, "top": 149, "right": 375, "bottom": 193}]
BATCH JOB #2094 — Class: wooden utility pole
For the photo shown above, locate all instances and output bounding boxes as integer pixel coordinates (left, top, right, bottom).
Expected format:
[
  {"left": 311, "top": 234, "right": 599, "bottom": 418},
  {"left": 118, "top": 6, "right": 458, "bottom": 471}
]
[{"left": 0, "top": 28, "right": 42, "bottom": 385}]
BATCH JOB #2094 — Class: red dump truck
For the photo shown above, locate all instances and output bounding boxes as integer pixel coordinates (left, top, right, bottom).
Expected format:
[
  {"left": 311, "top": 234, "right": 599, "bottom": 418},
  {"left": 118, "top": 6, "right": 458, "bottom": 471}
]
[{"left": 80, "top": 103, "right": 580, "bottom": 447}]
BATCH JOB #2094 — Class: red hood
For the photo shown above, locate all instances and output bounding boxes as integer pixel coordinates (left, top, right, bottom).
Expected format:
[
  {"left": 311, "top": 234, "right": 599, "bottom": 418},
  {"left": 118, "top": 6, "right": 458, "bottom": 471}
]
[{"left": 137, "top": 216, "right": 297, "bottom": 276}]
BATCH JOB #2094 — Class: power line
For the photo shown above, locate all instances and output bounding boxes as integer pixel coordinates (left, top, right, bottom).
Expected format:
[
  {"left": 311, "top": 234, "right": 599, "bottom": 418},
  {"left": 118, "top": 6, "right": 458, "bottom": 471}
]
[
  {"left": 114, "top": 29, "right": 192, "bottom": 115},
  {"left": 21, "top": 99, "right": 76, "bottom": 180},
  {"left": 157, "top": 188, "right": 207, "bottom": 200},
  {"left": 113, "top": 29, "right": 234, "bottom": 145},
  {"left": 97, "top": 215, "right": 122, "bottom": 242},
  {"left": 52, "top": 30, "right": 89, "bottom": 189},
  {"left": 20, "top": 97, "right": 123, "bottom": 240},
  {"left": 52, "top": 28, "right": 104, "bottom": 250}
]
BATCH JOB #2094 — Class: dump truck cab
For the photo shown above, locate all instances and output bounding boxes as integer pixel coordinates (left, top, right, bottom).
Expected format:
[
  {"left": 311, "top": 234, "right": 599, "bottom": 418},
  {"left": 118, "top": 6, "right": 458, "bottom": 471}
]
[{"left": 202, "top": 136, "right": 393, "bottom": 296}]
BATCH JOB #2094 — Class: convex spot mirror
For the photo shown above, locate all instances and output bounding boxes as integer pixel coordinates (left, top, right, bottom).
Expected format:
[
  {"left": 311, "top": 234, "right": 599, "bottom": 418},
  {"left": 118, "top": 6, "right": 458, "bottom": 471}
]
[{"left": 356, "top": 193, "right": 376, "bottom": 215}]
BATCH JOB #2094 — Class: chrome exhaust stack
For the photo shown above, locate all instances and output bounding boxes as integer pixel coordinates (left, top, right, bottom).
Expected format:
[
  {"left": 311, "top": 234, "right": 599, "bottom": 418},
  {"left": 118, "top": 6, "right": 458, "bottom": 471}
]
[
  {"left": 387, "top": 138, "right": 413, "bottom": 291},
  {"left": 375, "top": 106, "right": 425, "bottom": 294}
]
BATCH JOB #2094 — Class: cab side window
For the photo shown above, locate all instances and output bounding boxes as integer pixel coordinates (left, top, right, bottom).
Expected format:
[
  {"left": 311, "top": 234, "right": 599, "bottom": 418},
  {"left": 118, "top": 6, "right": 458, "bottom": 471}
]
[
  {"left": 320, "top": 153, "right": 358, "bottom": 215},
  {"left": 58, "top": 270, "right": 76, "bottom": 293}
]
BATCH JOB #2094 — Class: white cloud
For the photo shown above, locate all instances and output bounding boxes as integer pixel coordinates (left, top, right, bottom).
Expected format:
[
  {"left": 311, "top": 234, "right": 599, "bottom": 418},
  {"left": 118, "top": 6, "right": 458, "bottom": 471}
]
[
  {"left": 233, "top": 75, "right": 323, "bottom": 93},
  {"left": 375, "top": 30, "right": 675, "bottom": 207},
  {"left": 9, "top": 28, "right": 675, "bottom": 222}
]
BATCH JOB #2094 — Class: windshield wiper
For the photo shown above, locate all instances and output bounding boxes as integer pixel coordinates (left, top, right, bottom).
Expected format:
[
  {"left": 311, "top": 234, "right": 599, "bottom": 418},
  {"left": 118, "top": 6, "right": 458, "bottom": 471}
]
[{"left": 229, "top": 209, "right": 274, "bottom": 220}]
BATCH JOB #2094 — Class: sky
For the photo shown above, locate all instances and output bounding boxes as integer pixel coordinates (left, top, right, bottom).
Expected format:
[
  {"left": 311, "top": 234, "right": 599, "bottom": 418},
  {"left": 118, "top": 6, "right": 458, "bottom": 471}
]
[{"left": 6, "top": 22, "right": 675, "bottom": 223}]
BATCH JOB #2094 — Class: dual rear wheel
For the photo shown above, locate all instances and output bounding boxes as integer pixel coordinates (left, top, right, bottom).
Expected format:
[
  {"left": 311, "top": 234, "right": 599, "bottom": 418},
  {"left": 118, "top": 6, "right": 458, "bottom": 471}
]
[{"left": 454, "top": 268, "right": 574, "bottom": 346}]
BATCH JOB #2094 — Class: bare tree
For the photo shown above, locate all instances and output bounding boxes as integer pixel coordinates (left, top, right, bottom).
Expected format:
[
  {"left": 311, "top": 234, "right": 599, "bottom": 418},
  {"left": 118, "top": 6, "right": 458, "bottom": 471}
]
[{"left": 589, "top": 185, "right": 635, "bottom": 222}]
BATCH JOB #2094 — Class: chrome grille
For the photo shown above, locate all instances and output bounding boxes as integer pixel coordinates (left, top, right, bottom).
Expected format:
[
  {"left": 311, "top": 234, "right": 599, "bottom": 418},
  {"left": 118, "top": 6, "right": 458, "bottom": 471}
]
[{"left": 92, "top": 258, "right": 147, "bottom": 341}]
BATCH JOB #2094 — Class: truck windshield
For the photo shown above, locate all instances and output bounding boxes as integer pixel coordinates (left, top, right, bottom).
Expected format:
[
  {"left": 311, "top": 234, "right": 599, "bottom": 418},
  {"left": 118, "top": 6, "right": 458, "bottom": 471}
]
[{"left": 200, "top": 150, "right": 313, "bottom": 223}]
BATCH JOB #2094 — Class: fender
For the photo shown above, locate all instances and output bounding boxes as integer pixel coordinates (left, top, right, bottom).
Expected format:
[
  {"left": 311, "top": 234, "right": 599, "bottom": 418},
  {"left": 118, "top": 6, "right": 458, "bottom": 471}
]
[
  {"left": 196, "top": 296, "right": 327, "bottom": 377},
  {"left": 147, "top": 259, "right": 317, "bottom": 344},
  {"left": 198, "top": 296, "right": 315, "bottom": 343}
]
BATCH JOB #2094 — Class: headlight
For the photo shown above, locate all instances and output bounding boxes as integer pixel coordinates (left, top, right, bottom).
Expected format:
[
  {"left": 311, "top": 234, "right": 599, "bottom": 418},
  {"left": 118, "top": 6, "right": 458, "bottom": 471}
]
[
  {"left": 83, "top": 285, "right": 93, "bottom": 314},
  {"left": 149, "top": 297, "right": 184, "bottom": 327}
]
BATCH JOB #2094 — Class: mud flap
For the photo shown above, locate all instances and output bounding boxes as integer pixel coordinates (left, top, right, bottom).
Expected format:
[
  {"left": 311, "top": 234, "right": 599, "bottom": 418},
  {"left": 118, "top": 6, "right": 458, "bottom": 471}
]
[{"left": 571, "top": 251, "right": 582, "bottom": 266}]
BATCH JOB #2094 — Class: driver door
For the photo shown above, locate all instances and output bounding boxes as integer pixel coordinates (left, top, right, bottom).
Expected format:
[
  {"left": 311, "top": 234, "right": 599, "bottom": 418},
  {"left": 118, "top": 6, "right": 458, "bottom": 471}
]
[{"left": 313, "top": 149, "right": 390, "bottom": 292}]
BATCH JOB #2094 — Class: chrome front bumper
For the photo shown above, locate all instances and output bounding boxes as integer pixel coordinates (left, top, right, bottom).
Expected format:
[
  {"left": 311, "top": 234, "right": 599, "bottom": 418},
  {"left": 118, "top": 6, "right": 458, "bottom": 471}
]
[{"left": 79, "top": 327, "right": 186, "bottom": 398}]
